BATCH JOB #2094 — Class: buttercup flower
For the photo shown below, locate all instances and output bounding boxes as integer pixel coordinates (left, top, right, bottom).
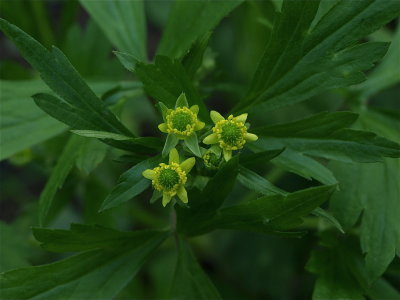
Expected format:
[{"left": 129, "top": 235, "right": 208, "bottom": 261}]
[
  {"left": 203, "top": 111, "right": 258, "bottom": 161},
  {"left": 142, "top": 148, "right": 195, "bottom": 207},
  {"left": 158, "top": 94, "right": 205, "bottom": 139}
]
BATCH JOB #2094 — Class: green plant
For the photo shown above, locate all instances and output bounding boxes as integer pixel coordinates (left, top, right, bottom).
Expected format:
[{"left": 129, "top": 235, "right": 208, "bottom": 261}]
[{"left": 0, "top": 1, "right": 399, "bottom": 299}]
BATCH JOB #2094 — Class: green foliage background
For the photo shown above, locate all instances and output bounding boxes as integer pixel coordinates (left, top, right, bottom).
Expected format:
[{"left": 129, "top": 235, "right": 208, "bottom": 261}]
[{"left": 0, "top": 0, "right": 399, "bottom": 299}]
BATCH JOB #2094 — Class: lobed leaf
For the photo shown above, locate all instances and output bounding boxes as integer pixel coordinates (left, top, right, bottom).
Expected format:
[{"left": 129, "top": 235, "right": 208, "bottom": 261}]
[
  {"left": 0, "top": 18, "right": 132, "bottom": 137},
  {"left": 235, "top": 0, "right": 400, "bottom": 113}
]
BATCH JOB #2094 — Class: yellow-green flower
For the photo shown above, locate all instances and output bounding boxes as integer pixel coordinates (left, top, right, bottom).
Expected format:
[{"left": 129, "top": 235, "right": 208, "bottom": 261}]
[
  {"left": 142, "top": 148, "right": 195, "bottom": 207},
  {"left": 158, "top": 95, "right": 205, "bottom": 139},
  {"left": 203, "top": 111, "right": 258, "bottom": 161}
]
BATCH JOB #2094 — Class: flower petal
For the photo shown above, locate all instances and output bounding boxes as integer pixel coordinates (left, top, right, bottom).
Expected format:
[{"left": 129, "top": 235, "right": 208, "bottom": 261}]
[
  {"left": 223, "top": 149, "right": 232, "bottom": 161},
  {"left": 162, "top": 193, "right": 172, "bottom": 207},
  {"left": 158, "top": 123, "right": 168, "bottom": 133},
  {"left": 195, "top": 121, "right": 205, "bottom": 130},
  {"left": 180, "top": 157, "right": 196, "bottom": 173},
  {"left": 177, "top": 186, "right": 188, "bottom": 203},
  {"left": 169, "top": 148, "right": 180, "bottom": 164},
  {"left": 203, "top": 133, "right": 218, "bottom": 144},
  {"left": 142, "top": 169, "right": 156, "bottom": 180},
  {"left": 210, "top": 110, "right": 225, "bottom": 124},
  {"left": 244, "top": 133, "right": 258, "bottom": 142},
  {"left": 235, "top": 113, "right": 248, "bottom": 123},
  {"left": 190, "top": 105, "right": 199, "bottom": 114}
]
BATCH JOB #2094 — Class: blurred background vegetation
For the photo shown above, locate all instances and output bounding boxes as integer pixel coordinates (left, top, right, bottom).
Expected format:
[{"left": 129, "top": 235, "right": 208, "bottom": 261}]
[{"left": 0, "top": 1, "right": 399, "bottom": 299}]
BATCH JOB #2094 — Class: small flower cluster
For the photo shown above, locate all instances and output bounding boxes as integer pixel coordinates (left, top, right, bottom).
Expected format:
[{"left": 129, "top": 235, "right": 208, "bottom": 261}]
[{"left": 142, "top": 93, "right": 258, "bottom": 206}]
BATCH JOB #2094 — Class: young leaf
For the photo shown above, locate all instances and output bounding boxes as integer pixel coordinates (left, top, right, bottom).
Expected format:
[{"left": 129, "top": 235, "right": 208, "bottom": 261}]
[
  {"left": 100, "top": 155, "right": 162, "bottom": 211},
  {"left": 38, "top": 134, "right": 84, "bottom": 226},
  {"left": 184, "top": 133, "right": 202, "bottom": 157},
  {"left": 0, "top": 18, "right": 132, "bottom": 136},
  {"left": 235, "top": 0, "right": 400, "bottom": 113},
  {"left": 169, "top": 238, "right": 222, "bottom": 300},
  {"left": 79, "top": 0, "right": 147, "bottom": 61},
  {"left": 157, "top": 0, "right": 243, "bottom": 58},
  {"left": 0, "top": 228, "right": 167, "bottom": 300},
  {"left": 162, "top": 134, "right": 179, "bottom": 158},
  {"left": 135, "top": 55, "right": 209, "bottom": 121},
  {"left": 182, "top": 33, "right": 211, "bottom": 78}
]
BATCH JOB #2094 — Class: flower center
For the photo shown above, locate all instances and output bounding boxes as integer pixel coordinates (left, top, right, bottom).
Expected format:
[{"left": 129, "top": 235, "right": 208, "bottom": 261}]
[
  {"left": 158, "top": 168, "right": 180, "bottom": 190},
  {"left": 152, "top": 163, "right": 187, "bottom": 195},
  {"left": 213, "top": 116, "right": 247, "bottom": 151},
  {"left": 221, "top": 122, "right": 243, "bottom": 146},
  {"left": 171, "top": 111, "right": 193, "bottom": 131},
  {"left": 166, "top": 107, "right": 196, "bottom": 136}
]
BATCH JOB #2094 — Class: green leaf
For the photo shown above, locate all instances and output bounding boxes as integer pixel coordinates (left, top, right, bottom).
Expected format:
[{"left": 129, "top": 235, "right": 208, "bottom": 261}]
[
  {"left": 176, "top": 156, "right": 239, "bottom": 236},
  {"left": 307, "top": 233, "right": 400, "bottom": 300},
  {"left": 312, "top": 208, "right": 344, "bottom": 234},
  {"left": 75, "top": 138, "right": 109, "bottom": 175},
  {"left": 162, "top": 134, "right": 179, "bottom": 158},
  {"left": 207, "top": 185, "right": 336, "bottom": 234},
  {"left": 0, "top": 228, "right": 167, "bottom": 300},
  {"left": 169, "top": 238, "right": 222, "bottom": 300},
  {"left": 0, "top": 18, "right": 132, "bottom": 136},
  {"left": 239, "top": 148, "right": 285, "bottom": 169},
  {"left": 0, "top": 221, "right": 30, "bottom": 272},
  {"left": 235, "top": 0, "right": 400, "bottom": 113},
  {"left": 330, "top": 110, "right": 400, "bottom": 281},
  {"left": 71, "top": 130, "right": 133, "bottom": 141},
  {"left": 38, "top": 134, "right": 84, "bottom": 226},
  {"left": 114, "top": 51, "right": 138, "bottom": 72},
  {"left": 0, "top": 80, "right": 66, "bottom": 161},
  {"left": 100, "top": 155, "right": 162, "bottom": 211},
  {"left": 32, "top": 223, "right": 164, "bottom": 253},
  {"left": 253, "top": 112, "right": 400, "bottom": 162},
  {"left": 306, "top": 234, "right": 365, "bottom": 300},
  {"left": 253, "top": 111, "right": 359, "bottom": 137},
  {"left": 272, "top": 149, "right": 338, "bottom": 185},
  {"left": 182, "top": 33, "right": 211, "bottom": 78},
  {"left": 157, "top": 0, "right": 243, "bottom": 58},
  {"left": 184, "top": 133, "right": 202, "bottom": 157},
  {"left": 79, "top": 0, "right": 147, "bottom": 61},
  {"left": 359, "top": 20, "right": 400, "bottom": 98},
  {"left": 135, "top": 55, "right": 209, "bottom": 121},
  {"left": 238, "top": 166, "right": 287, "bottom": 196}
]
